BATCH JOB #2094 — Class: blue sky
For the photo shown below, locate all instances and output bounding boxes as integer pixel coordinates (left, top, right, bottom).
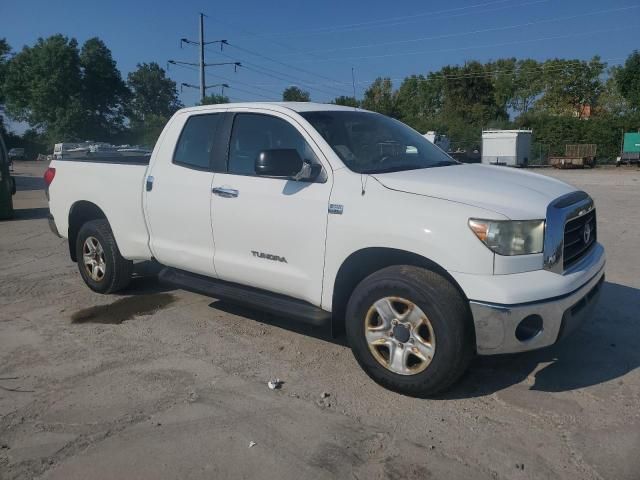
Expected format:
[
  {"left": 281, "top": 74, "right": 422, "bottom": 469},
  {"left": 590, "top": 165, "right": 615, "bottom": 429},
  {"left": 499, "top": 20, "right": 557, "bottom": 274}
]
[{"left": 2, "top": 0, "right": 639, "bottom": 111}]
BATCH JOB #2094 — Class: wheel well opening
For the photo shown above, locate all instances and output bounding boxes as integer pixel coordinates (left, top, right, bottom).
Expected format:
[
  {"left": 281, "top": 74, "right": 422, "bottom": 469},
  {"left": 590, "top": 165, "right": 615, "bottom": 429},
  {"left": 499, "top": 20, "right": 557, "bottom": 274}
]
[
  {"left": 68, "top": 201, "right": 107, "bottom": 262},
  {"left": 330, "top": 248, "right": 469, "bottom": 337}
]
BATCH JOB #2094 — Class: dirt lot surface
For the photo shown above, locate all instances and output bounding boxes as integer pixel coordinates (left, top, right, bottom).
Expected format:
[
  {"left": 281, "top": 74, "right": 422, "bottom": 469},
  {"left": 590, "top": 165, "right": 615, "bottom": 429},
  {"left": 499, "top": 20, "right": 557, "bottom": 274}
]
[{"left": 1, "top": 162, "right": 639, "bottom": 480}]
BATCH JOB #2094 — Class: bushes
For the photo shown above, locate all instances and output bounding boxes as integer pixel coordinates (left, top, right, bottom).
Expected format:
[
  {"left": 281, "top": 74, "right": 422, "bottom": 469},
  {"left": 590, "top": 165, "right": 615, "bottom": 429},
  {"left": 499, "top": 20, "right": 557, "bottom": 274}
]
[{"left": 518, "top": 113, "right": 640, "bottom": 162}]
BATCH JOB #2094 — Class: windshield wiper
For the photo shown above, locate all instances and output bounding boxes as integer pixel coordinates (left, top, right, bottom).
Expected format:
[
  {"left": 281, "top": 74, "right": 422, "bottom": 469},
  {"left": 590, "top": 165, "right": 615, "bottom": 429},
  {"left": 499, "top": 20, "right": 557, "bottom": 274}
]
[
  {"left": 362, "top": 161, "right": 455, "bottom": 174},
  {"left": 361, "top": 165, "right": 421, "bottom": 174}
]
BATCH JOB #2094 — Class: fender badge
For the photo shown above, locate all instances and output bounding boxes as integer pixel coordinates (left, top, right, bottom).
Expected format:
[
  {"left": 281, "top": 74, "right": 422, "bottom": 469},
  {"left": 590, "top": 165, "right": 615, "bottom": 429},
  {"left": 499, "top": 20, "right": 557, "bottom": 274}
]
[{"left": 328, "top": 204, "right": 344, "bottom": 215}]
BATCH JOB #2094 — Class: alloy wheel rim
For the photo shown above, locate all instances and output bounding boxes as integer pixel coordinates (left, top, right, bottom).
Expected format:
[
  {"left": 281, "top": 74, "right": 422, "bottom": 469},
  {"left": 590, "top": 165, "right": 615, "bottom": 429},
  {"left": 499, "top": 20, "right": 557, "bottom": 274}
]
[
  {"left": 364, "top": 297, "right": 436, "bottom": 375},
  {"left": 82, "top": 236, "right": 106, "bottom": 282}
]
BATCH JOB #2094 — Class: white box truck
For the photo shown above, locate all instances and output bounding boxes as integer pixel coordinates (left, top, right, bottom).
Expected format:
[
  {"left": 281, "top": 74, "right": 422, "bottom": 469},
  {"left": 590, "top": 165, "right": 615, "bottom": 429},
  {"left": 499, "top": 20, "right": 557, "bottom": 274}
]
[{"left": 482, "top": 130, "right": 532, "bottom": 167}]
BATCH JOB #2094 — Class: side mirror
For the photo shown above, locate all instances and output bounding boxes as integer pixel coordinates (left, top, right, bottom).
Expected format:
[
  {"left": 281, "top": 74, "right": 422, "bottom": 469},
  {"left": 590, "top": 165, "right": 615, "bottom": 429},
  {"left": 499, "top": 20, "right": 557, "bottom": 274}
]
[{"left": 255, "top": 149, "right": 303, "bottom": 178}]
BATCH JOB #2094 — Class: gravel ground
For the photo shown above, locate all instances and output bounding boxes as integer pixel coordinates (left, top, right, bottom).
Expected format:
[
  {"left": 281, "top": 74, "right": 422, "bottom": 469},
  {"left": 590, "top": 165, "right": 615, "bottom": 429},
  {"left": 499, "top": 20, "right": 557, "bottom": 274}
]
[{"left": 1, "top": 162, "right": 639, "bottom": 480}]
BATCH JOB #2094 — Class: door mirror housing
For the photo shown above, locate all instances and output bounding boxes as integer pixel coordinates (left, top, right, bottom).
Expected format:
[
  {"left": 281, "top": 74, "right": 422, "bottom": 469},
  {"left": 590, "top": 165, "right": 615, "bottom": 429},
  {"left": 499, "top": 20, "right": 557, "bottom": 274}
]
[{"left": 255, "top": 149, "right": 304, "bottom": 178}]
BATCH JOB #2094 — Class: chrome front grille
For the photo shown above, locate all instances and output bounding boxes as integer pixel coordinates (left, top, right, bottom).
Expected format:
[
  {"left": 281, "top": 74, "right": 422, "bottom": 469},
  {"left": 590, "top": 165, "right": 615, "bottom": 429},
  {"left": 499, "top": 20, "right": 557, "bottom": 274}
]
[
  {"left": 563, "top": 209, "right": 596, "bottom": 269},
  {"left": 543, "top": 191, "right": 595, "bottom": 274}
]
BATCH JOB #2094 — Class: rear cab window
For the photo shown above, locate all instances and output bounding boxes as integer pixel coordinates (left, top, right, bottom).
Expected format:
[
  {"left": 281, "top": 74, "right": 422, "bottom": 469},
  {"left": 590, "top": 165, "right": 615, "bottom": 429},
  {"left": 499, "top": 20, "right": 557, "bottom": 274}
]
[{"left": 173, "top": 113, "right": 223, "bottom": 170}]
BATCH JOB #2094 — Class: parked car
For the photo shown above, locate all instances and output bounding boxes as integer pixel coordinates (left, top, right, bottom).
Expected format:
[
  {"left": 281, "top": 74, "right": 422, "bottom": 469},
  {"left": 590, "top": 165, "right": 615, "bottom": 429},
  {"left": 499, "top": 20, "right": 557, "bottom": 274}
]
[
  {"left": 0, "top": 134, "right": 16, "bottom": 219},
  {"left": 45, "top": 103, "right": 605, "bottom": 396}
]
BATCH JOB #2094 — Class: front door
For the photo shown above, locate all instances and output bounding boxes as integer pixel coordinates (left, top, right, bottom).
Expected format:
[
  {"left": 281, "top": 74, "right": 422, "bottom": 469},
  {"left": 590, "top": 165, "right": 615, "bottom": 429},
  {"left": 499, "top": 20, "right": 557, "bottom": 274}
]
[
  {"left": 144, "top": 112, "right": 224, "bottom": 277},
  {"left": 211, "top": 111, "right": 332, "bottom": 305}
]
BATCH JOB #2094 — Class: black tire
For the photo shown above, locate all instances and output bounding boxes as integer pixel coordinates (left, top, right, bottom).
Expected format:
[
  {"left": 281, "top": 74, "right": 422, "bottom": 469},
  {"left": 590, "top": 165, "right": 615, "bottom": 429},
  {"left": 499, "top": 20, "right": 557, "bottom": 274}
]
[
  {"left": 75, "top": 219, "right": 133, "bottom": 294},
  {"left": 345, "top": 265, "right": 475, "bottom": 397}
]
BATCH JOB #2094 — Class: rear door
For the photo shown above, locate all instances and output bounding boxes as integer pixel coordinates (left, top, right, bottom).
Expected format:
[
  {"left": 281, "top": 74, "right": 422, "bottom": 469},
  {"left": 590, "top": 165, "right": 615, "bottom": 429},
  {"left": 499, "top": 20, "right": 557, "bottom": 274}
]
[
  {"left": 144, "top": 111, "right": 225, "bottom": 277},
  {"left": 210, "top": 110, "right": 332, "bottom": 305}
]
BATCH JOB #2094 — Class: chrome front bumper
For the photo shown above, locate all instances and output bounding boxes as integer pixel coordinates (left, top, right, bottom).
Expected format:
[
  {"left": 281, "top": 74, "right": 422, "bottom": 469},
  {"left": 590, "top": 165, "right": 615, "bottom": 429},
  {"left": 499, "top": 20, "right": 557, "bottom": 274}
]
[{"left": 470, "top": 266, "right": 605, "bottom": 355}]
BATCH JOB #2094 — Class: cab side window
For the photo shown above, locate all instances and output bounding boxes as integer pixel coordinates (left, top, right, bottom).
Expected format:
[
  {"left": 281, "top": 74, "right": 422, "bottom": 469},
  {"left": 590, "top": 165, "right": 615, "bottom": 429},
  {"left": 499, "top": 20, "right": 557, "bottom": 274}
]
[
  {"left": 173, "top": 113, "right": 222, "bottom": 170},
  {"left": 228, "top": 113, "right": 318, "bottom": 176}
]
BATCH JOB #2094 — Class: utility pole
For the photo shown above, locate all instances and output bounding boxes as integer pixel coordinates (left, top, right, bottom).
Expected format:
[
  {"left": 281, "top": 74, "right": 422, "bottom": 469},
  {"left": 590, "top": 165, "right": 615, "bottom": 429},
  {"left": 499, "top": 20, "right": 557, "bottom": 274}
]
[
  {"left": 199, "top": 13, "right": 205, "bottom": 102},
  {"left": 168, "top": 14, "right": 241, "bottom": 103}
]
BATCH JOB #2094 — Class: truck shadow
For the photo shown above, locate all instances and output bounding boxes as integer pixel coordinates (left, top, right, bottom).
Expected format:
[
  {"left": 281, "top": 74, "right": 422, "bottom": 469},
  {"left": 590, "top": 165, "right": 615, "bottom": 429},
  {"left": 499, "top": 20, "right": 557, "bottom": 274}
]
[
  {"left": 13, "top": 175, "right": 45, "bottom": 192},
  {"left": 443, "top": 281, "right": 640, "bottom": 399},
  {"left": 10, "top": 207, "right": 50, "bottom": 220},
  {"left": 71, "top": 262, "right": 175, "bottom": 325},
  {"left": 126, "top": 274, "right": 638, "bottom": 397}
]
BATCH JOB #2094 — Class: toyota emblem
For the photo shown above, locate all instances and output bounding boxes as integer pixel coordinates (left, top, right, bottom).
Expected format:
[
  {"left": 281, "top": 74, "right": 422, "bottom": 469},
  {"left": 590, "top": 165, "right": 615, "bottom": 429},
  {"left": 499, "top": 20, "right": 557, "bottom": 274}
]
[{"left": 583, "top": 223, "right": 592, "bottom": 244}]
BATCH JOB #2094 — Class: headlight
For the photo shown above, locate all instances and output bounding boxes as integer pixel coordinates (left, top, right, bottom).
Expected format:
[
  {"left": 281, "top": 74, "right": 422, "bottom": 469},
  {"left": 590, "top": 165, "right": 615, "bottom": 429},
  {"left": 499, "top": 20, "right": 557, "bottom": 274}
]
[{"left": 468, "top": 219, "right": 544, "bottom": 256}]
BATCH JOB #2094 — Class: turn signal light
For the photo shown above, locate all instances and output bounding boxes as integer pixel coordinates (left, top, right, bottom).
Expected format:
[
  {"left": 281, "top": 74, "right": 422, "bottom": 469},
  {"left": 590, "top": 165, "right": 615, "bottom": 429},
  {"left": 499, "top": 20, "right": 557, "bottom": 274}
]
[{"left": 468, "top": 219, "right": 489, "bottom": 241}]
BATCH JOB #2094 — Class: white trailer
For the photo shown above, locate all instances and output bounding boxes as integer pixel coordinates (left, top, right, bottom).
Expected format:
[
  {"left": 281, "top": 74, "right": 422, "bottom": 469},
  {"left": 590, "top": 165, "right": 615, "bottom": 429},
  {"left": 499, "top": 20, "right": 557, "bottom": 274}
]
[
  {"left": 482, "top": 130, "right": 532, "bottom": 167},
  {"left": 423, "top": 131, "right": 450, "bottom": 152}
]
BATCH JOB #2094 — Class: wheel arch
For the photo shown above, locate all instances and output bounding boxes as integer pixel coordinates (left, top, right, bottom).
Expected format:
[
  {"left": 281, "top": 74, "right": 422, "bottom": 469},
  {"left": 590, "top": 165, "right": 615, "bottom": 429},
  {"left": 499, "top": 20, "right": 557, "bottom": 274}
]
[
  {"left": 67, "top": 201, "right": 108, "bottom": 262},
  {"left": 330, "top": 247, "right": 471, "bottom": 337}
]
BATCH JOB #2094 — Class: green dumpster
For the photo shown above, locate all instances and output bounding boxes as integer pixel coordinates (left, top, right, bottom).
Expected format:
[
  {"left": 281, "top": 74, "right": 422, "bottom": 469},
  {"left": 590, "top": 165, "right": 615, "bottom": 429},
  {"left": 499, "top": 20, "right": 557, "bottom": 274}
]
[{"left": 623, "top": 133, "right": 640, "bottom": 154}]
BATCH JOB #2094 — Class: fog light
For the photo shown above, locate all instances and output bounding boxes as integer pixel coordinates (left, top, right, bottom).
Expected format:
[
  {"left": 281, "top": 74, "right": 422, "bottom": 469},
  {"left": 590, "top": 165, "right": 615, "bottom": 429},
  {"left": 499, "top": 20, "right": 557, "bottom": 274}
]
[{"left": 515, "top": 315, "right": 543, "bottom": 342}]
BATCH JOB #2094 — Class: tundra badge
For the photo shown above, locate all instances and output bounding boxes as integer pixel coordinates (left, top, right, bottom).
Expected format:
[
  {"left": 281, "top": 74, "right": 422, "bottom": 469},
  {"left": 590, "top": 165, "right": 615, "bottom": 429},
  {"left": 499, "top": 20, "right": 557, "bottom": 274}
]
[{"left": 251, "top": 251, "right": 288, "bottom": 263}]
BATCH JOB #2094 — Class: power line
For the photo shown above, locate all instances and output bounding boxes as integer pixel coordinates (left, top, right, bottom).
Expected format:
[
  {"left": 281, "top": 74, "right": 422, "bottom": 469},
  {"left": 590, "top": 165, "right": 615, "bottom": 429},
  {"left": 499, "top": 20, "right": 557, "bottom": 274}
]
[
  {"left": 249, "top": 0, "right": 519, "bottom": 38},
  {"left": 178, "top": 31, "right": 349, "bottom": 99},
  {"left": 203, "top": 14, "right": 357, "bottom": 76},
  {"left": 293, "top": 25, "right": 636, "bottom": 63},
  {"left": 203, "top": 69, "right": 282, "bottom": 97},
  {"left": 170, "top": 61, "right": 277, "bottom": 101},
  {"left": 200, "top": 44, "right": 349, "bottom": 98},
  {"left": 246, "top": 56, "right": 625, "bottom": 90},
  {"left": 168, "top": 13, "right": 242, "bottom": 102},
  {"left": 225, "top": 42, "right": 353, "bottom": 94},
  {"left": 278, "top": 5, "right": 640, "bottom": 57}
]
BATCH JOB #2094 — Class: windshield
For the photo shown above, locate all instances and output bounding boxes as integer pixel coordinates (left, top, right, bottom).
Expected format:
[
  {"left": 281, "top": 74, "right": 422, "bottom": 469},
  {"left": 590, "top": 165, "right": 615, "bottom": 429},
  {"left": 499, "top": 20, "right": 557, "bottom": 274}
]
[{"left": 300, "top": 110, "right": 457, "bottom": 174}]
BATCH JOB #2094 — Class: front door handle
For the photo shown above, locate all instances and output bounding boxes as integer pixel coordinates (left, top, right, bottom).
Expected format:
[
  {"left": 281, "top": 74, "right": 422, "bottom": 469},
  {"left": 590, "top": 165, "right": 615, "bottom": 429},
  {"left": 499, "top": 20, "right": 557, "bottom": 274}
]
[
  {"left": 146, "top": 175, "right": 154, "bottom": 192},
  {"left": 212, "top": 187, "right": 239, "bottom": 198}
]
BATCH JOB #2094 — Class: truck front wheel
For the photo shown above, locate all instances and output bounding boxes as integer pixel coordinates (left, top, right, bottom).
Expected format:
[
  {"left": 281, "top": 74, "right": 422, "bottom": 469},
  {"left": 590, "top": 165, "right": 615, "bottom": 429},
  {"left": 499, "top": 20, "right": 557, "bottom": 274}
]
[
  {"left": 345, "top": 266, "right": 474, "bottom": 397},
  {"left": 75, "top": 219, "right": 133, "bottom": 294}
]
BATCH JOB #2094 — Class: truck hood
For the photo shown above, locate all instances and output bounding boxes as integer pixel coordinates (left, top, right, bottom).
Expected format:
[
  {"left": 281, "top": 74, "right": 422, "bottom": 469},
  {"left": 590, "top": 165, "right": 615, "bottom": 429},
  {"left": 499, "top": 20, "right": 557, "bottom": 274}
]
[{"left": 372, "top": 164, "right": 577, "bottom": 219}]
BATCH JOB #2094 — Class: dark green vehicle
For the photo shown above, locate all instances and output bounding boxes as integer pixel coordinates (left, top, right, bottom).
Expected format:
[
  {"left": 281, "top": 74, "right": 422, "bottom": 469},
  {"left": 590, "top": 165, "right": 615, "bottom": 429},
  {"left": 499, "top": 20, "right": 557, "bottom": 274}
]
[{"left": 0, "top": 134, "right": 16, "bottom": 219}]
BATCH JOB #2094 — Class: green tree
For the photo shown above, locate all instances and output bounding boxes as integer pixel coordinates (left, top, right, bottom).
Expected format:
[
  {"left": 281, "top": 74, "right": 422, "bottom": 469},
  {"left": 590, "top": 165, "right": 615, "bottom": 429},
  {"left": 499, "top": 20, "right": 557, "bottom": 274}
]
[
  {"left": 362, "top": 77, "right": 397, "bottom": 116},
  {"left": 616, "top": 50, "right": 640, "bottom": 111},
  {"left": 0, "top": 38, "right": 12, "bottom": 105},
  {"left": 79, "top": 37, "right": 128, "bottom": 138},
  {"left": 487, "top": 58, "right": 517, "bottom": 115},
  {"left": 441, "top": 61, "right": 505, "bottom": 125},
  {"left": 435, "top": 62, "right": 505, "bottom": 148},
  {"left": 127, "top": 62, "right": 181, "bottom": 121},
  {"left": 199, "top": 94, "right": 229, "bottom": 105},
  {"left": 128, "top": 114, "right": 169, "bottom": 148},
  {"left": 511, "top": 59, "right": 544, "bottom": 115},
  {"left": 332, "top": 95, "right": 359, "bottom": 107},
  {"left": 395, "top": 74, "right": 443, "bottom": 131},
  {"left": 537, "top": 57, "right": 605, "bottom": 118},
  {"left": 282, "top": 86, "right": 310, "bottom": 102},
  {"left": 598, "top": 70, "right": 628, "bottom": 116},
  {"left": 3, "top": 35, "right": 84, "bottom": 141}
]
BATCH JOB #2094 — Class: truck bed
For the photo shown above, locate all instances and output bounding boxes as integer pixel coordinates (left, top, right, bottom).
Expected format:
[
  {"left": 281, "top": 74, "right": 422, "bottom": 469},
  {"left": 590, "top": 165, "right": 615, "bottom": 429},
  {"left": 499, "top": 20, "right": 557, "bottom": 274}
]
[{"left": 48, "top": 157, "right": 153, "bottom": 260}]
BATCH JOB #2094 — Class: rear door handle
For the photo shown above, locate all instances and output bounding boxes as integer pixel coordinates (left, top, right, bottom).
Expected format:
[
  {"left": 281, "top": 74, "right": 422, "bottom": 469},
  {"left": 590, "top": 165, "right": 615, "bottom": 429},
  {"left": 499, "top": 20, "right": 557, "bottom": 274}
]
[
  {"left": 146, "top": 176, "right": 154, "bottom": 192},
  {"left": 212, "top": 187, "right": 239, "bottom": 198}
]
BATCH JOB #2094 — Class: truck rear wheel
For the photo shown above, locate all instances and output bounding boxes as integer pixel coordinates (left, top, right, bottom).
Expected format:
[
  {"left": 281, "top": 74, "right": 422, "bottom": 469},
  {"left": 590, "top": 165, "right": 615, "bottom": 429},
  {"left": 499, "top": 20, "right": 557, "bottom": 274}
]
[
  {"left": 345, "top": 266, "right": 474, "bottom": 397},
  {"left": 76, "top": 219, "right": 133, "bottom": 294}
]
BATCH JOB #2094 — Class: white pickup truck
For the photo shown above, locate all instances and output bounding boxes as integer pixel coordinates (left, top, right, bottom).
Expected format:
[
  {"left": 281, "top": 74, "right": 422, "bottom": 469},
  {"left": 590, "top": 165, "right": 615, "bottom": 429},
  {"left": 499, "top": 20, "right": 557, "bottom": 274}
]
[{"left": 46, "top": 103, "right": 605, "bottom": 396}]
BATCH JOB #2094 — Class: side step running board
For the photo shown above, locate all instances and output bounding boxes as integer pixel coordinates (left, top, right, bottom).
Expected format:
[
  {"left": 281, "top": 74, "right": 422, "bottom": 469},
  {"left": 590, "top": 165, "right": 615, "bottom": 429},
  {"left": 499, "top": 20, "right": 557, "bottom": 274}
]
[{"left": 158, "top": 267, "right": 331, "bottom": 327}]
